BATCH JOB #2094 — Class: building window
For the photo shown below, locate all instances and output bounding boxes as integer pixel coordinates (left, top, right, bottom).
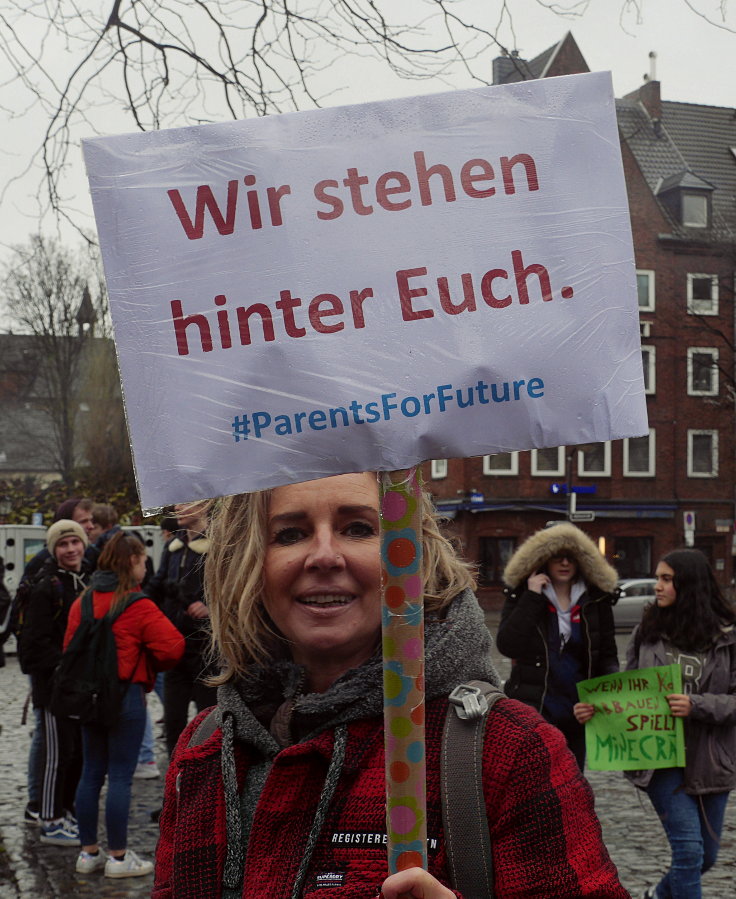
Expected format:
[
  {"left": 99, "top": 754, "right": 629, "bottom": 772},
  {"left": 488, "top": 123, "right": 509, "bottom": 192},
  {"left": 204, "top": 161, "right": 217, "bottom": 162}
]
[
  {"left": 624, "top": 430, "right": 655, "bottom": 477},
  {"left": 478, "top": 536, "right": 516, "bottom": 586},
  {"left": 578, "top": 442, "right": 611, "bottom": 477},
  {"left": 482, "top": 452, "right": 518, "bottom": 476},
  {"left": 687, "top": 348, "right": 719, "bottom": 396},
  {"left": 531, "top": 447, "right": 565, "bottom": 476},
  {"left": 636, "top": 270, "right": 655, "bottom": 311},
  {"left": 682, "top": 192, "right": 708, "bottom": 228},
  {"left": 612, "top": 536, "right": 653, "bottom": 580},
  {"left": 430, "top": 459, "right": 448, "bottom": 479},
  {"left": 687, "top": 430, "right": 718, "bottom": 477},
  {"left": 641, "top": 345, "right": 656, "bottom": 394},
  {"left": 687, "top": 274, "right": 718, "bottom": 316}
]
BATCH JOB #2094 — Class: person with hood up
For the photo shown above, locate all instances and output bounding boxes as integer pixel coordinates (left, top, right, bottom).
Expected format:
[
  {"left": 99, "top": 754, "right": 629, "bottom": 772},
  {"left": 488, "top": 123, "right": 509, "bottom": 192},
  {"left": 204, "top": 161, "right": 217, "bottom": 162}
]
[
  {"left": 496, "top": 521, "right": 619, "bottom": 769},
  {"left": 153, "top": 474, "right": 628, "bottom": 898}
]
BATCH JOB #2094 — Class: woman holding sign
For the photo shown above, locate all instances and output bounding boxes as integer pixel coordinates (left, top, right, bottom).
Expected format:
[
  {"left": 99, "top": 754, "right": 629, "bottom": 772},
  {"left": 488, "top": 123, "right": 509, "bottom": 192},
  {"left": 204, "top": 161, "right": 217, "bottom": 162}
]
[
  {"left": 497, "top": 522, "right": 619, "bottom": 769},
  {"left": 621, "top": 549, "right": 735, "bottom": 899},
  {"left": 153, "top": 473, "right": 627, "bottom": 899}
]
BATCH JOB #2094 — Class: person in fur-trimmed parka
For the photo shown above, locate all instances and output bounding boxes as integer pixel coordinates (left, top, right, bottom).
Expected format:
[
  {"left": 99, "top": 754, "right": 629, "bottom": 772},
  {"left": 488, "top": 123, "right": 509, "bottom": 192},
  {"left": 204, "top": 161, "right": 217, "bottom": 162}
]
[{"left": 496, "top": 522, "right": 619, "bottom": 768}]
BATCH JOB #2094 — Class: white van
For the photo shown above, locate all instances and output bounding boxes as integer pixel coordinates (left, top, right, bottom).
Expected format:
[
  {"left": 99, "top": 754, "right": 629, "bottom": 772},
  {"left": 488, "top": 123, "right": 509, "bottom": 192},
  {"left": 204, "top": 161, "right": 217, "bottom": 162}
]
[
  {"left": 0, "top": 524, "right": 165, "bottom": 595},
  {"left": 0, "top": 523, "right": 166, "bottom": 653}
]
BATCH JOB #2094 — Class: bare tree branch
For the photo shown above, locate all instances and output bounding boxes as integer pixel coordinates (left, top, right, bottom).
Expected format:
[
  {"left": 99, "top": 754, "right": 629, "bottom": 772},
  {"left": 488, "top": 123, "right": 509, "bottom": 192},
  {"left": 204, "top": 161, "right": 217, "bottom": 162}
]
[{"left": 0, "top": 0, "right": 732, "bottom": 241}]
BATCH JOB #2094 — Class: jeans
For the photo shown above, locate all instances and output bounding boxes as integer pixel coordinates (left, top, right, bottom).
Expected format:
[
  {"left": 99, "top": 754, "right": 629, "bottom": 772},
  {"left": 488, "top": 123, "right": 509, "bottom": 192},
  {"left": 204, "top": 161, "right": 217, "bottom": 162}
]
[
  {"left": 646, "top": 768, "right": 730, "bottom": 899},
  {"left": 137, "top": 705, "right": 156, "bottom": 765},
  {"left": 75, "top": 683, "right": 147, "bottom": 849},
  {"left": 138, "top": 672, "right": 165, "bottom": 764}
]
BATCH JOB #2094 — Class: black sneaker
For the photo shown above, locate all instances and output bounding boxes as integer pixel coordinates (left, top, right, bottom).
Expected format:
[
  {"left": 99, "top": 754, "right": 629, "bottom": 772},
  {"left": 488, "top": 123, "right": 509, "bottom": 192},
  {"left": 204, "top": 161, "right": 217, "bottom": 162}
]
[{"left": 24, "top": 804, "right": 40, "bottom": 826}]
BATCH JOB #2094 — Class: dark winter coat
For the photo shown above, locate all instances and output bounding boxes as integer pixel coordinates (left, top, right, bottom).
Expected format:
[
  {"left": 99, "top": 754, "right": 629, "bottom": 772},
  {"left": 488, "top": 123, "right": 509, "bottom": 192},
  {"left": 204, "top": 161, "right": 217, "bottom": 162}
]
[
  {"left": 20, "top": 559, "right": 89, "bottom": 707},
  {"left": 153, "top": 590, "right": 627, "bottom": 899},
  {"left": 497, "top": 523, "right": 619, "bottom": 717},
  {"left": 147, "top": 530, "right": 208, "bottom": 644}
]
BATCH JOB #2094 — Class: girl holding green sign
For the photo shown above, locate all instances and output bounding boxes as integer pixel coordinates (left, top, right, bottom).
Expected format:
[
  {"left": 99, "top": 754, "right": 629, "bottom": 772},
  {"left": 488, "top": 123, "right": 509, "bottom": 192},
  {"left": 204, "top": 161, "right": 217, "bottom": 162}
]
[{"left": 578, "top": 548, "right": 736, "bottom": 899}]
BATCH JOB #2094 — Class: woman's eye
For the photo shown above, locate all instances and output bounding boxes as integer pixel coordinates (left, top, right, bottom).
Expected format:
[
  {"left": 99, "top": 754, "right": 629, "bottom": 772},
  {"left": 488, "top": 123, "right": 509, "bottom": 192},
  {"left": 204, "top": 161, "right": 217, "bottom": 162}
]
[
  {"left": 273, "top": 527, "right": 305, "bottom": 545},
  {"left": 344, "top": 521, "right": 376, "bottom": 538}
]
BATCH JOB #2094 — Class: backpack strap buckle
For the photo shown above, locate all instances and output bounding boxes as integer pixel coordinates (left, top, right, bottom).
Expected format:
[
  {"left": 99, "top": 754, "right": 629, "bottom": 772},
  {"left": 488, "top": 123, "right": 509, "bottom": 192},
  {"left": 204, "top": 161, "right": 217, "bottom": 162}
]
[{"left": 448, "top": 683, "right": 488, "bottom": 720}]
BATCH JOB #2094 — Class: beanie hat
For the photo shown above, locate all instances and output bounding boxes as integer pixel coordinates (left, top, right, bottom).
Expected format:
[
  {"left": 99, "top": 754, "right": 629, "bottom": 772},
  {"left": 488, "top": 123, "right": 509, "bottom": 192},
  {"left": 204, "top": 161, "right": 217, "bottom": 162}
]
[
  {"left": 54, "top": 498, "right": 82, "bottom": 522},
  {"left": 47, "top": 519, "right": 88, "bottom": 556}
]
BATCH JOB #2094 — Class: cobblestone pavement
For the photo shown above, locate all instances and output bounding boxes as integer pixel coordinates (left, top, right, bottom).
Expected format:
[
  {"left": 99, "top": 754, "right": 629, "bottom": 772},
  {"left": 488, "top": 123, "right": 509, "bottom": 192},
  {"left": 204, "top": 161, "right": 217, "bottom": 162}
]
[{"left": 1, "top": 624, "right": 734, "bottom": 898}]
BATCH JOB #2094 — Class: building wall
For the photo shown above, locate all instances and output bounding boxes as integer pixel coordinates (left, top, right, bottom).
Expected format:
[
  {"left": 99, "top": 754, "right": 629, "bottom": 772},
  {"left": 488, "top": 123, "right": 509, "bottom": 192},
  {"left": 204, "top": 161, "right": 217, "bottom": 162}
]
[{"left": 420, "top": 85, "right": 735, "bottom": 605}]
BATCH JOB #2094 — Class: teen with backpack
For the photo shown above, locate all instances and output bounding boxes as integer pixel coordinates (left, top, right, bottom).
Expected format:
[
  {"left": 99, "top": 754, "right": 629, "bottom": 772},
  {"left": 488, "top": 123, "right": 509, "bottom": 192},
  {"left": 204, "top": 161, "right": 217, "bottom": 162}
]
[
  {"left": 64, "top": 532, "right": 184, "bottom": 879},
  {"left": 20, "top": 519, "right": 90, "bottom": 846}
]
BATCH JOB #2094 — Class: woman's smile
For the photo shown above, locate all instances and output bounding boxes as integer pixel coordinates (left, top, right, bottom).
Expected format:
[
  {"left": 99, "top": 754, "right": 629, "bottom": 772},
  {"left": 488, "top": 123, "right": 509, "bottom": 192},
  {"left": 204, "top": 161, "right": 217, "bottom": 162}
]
[{"left": 263, "top": 472, "right": 381, "bottom": 691}]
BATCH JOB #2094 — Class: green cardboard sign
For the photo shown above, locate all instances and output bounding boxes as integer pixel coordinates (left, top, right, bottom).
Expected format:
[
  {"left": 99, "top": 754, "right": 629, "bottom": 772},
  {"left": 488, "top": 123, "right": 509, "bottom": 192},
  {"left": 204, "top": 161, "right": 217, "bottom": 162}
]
[{"left": 576, "top": 665, "right": 685, "bottom": 771}]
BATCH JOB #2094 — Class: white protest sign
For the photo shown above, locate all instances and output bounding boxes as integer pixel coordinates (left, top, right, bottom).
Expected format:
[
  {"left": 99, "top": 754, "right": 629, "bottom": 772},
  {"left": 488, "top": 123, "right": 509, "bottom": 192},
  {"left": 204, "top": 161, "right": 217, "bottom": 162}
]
[{"left": 84, "top": 71, "right": 647, "bottom": 512}]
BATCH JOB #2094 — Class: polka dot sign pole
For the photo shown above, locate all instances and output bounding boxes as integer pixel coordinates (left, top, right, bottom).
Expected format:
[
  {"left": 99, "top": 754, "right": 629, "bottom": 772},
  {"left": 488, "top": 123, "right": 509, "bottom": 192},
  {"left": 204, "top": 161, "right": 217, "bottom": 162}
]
[{"left": 379, "top": 468, "right": 427, "bottom": 876}]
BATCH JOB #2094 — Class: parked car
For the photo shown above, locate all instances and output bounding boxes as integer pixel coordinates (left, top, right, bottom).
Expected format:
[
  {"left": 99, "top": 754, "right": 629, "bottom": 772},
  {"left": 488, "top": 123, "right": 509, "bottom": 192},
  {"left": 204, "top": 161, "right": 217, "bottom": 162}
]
[{"left": 613, "top": 578, "right": 657, "bottom": 632}]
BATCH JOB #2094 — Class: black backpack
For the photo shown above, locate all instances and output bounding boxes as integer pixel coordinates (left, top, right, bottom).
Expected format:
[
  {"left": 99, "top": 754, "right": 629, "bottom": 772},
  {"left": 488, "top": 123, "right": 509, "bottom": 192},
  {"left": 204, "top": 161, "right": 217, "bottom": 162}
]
[
  {"left": 10, "top": 571, "right": 66, "bottom": 674},
  {"left": 50, "top": 587, "right": 145, "bottom": 727}
]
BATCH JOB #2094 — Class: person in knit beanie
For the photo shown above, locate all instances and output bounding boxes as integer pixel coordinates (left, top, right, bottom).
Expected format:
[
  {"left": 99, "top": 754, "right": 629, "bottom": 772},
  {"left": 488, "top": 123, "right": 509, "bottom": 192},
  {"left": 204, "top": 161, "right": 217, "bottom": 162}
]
[
  {"left": 20, "top": 519, "right": 91, "bottom": 846},
  {"left": 46, "top": 519, "right": 89, "bottom": 556}
]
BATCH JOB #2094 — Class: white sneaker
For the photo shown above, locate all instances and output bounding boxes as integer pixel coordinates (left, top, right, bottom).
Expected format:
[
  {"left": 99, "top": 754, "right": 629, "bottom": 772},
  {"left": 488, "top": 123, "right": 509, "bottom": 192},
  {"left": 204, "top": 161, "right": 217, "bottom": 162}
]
[
  {"left": 104, "top": 849, "right": 154, "bottom": 879},
  {"left": 76, "top": 849, "right": 107, "bottom": 874},
  {"left": 133, "top": 761, "right": 160, "bottom": 779}
]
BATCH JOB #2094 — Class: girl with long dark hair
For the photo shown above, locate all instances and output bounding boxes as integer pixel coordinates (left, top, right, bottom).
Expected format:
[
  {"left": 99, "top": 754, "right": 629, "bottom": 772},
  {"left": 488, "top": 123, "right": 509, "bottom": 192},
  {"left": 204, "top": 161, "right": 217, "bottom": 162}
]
[
  {"left": 64, "top": 532, "right": 184, "bottom": 879},
  {"left": 578, "top": 548, "right": 736, "bottom": 898}
]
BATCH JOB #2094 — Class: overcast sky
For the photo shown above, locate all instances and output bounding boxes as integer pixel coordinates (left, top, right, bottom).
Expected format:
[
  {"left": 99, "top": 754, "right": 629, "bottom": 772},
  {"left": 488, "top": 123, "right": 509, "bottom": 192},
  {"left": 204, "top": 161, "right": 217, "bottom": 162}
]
[{"left": 0, "top": 0, "right": 733, "bottom": 274}]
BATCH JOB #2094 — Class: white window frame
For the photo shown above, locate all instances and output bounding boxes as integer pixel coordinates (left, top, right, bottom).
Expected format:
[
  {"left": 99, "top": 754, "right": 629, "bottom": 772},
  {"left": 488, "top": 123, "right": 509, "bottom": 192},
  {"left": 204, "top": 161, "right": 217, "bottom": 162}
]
[
  {"left": 687, "top": 430, "right": 719, "bottom": 478},
  {"left": 577, "top": 441, "right": 611, "bottom": 477},
  {"left": 687, "top": 347, "right": 719, "bottom": 396},
  {"left": 531, "top": 447, "right": 565, "bottom": 477},
  {"left": 482, "top": 452, "right": 519, "bottom": 476},
  {"left": 430, "top": 459, "right": 448, "bottom": 479},
  {"left": 623, "top": 429, "right": 656, "bottom": 477},
  {"left": 641, "top": 345, "right": 656, "bottom": 395},
  {"left": 682, "top": 193, "right": 708, "bottom": 228},
  {"left": 636, "top": 269, "right": 655, "bottom": 312},
  {"left": 687, "top": 273, "right": 719, "bottom": 316}
]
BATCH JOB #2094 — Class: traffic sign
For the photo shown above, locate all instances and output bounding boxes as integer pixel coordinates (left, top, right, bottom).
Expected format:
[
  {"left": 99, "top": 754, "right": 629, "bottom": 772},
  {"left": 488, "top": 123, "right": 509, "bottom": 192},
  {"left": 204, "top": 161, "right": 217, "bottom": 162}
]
[
  {"left": 569, "top": 511, "right": 595, "bottom": 522},
  {"left": 550, "top": 484, "right": 597, "bottom": 495}
]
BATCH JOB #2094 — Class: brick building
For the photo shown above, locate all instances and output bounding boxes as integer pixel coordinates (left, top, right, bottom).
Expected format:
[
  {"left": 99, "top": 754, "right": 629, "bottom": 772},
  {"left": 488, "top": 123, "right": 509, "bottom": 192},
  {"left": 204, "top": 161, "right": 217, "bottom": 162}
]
[{"left": 421, "top": 33, "right": 736, "bottom": 605}]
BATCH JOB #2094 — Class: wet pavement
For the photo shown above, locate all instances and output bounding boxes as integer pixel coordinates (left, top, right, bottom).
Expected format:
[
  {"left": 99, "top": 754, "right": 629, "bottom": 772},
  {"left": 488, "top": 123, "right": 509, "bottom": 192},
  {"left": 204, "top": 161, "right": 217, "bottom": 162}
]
[{"left": 0, "top": 623, "right": 734, "bottom": 898}]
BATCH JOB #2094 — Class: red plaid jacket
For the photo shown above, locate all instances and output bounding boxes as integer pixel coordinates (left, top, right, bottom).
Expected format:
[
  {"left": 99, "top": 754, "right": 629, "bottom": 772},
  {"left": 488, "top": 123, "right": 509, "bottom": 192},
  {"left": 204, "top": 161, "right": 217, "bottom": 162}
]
[{"left": 153, "top": 695, "right": 628, "bottom": 898}]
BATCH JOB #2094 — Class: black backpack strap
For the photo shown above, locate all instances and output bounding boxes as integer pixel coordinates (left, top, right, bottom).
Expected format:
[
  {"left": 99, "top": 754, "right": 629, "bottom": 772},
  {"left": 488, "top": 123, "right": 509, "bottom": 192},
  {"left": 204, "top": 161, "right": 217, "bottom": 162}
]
[
  {"left": 441, "top": 680, "right": 504, "bottom": 899},
  {"left": 188, "top": 707, "right": 219, "bottom": 747}
]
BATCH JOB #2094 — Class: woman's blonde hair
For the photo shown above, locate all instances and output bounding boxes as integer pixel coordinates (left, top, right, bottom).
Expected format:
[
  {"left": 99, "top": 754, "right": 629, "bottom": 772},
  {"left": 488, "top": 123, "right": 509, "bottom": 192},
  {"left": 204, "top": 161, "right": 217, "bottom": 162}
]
[{"left": 205, "top": 475, "right": 476, "bottom": 684}]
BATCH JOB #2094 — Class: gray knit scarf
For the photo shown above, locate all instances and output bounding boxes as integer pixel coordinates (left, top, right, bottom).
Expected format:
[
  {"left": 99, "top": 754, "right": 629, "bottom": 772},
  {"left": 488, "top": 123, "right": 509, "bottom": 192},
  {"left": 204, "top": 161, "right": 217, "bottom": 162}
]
[{"left": 216, "top": 588, "right": 499, "bottom": 898}]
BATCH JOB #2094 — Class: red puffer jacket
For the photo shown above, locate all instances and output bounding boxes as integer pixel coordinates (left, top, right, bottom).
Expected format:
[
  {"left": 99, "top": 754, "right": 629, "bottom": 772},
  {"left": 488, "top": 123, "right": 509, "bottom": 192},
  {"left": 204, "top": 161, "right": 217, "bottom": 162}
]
[
  {"left": 64, "top": 589, "right": 185, "bottom": 690},
  {"left": 153, "top": 696, "right": 628, "bottom": 898}
]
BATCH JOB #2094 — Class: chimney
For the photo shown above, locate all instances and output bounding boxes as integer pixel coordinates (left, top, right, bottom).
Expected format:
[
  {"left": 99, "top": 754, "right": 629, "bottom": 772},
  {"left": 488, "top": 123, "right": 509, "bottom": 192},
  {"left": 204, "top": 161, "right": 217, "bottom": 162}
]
[
  {"left": 492, "top": 50, "right": 522, "bottom": 85},
  {"left": 624, "top": 51, "right": 661, "bottom": 122},
  {"left": 639, "top": 78, "right": 662, "bottom": 123}
]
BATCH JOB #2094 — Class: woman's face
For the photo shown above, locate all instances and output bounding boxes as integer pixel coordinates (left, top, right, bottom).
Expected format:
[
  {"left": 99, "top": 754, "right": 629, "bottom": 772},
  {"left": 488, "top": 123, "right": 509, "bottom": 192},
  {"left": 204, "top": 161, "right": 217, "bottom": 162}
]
[
  {"left": 547, "top": 552, "right": 578, "bottom": 587},
  {"left": 131, "top": 553, "right": 147, "bottom": 585},
  {"left": 263, "top": 472, "right": 381, "bottom": 690},
  {"left": 655, "top": 561, "right": 677, "bottom": 607}
]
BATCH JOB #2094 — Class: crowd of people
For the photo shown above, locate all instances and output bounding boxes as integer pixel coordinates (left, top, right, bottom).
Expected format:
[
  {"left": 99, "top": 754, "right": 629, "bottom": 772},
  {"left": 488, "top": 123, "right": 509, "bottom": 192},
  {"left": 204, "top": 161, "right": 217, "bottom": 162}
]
[
  {"left": 0, "top": 495, "right": 213, "bottom": 878},
  {"left": 0, "top": 480, "right": 734, "bottom": 898}
]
